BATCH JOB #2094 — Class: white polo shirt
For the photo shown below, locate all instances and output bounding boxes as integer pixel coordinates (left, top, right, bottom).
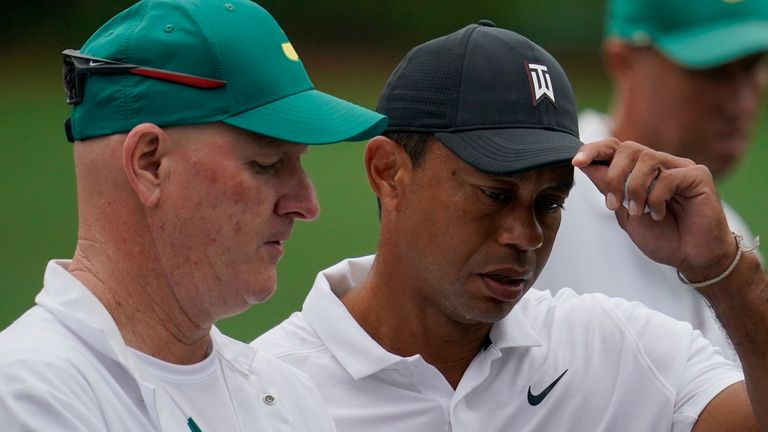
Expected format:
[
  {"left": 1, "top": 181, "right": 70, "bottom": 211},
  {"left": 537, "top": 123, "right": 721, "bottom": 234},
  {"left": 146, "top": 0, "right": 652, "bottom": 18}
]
[
  {"left": 253, "top": 255, "right": 743, "bottom": 432},
  {"left": 0, "top": 260, "right": 337, "bottom": 432},
  {"left": 534, "top": 109, "right": 757, "bottom": 364}
]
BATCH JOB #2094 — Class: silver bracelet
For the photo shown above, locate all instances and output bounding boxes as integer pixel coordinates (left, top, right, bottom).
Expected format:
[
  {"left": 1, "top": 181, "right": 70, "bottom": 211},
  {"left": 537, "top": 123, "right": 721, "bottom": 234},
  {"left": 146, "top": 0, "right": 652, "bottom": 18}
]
[{"left": 676, "top": 232, "right": 761, "bottom": 288}]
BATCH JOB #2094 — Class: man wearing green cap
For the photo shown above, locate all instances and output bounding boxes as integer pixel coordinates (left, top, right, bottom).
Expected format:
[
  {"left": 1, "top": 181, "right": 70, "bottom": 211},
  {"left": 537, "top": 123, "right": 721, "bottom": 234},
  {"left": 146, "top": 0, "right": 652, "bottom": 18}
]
[
  {"left": 535, "top": 0, "right": 768, "bottom": 363},
  {"left": 0, "top": 0, "right": 386, "bottom": 430}
]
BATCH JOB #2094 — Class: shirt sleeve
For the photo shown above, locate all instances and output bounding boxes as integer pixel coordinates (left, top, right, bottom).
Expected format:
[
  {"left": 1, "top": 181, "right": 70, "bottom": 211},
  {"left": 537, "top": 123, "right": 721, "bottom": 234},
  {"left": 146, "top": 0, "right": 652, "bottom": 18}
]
[
  {"left": 669, "top": 328, "right": 745, "bottom": 431},
  {"left": 600, "top": 295, "right": 744, "bottom": 432}
]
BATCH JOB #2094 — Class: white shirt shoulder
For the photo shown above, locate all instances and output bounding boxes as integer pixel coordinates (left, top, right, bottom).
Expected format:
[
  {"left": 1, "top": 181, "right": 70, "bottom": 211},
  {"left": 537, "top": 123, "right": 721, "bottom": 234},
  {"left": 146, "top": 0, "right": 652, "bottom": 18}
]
[{"left": 0, "top": 307, "right": 116, "bottom": 430}]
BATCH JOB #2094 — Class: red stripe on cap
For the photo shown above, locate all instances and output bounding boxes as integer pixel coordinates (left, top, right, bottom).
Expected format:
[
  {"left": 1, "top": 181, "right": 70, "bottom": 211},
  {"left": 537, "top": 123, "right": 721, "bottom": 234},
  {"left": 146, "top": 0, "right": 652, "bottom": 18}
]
[{"left": 130, "top": 68, "right": 226, "bottom": 89}]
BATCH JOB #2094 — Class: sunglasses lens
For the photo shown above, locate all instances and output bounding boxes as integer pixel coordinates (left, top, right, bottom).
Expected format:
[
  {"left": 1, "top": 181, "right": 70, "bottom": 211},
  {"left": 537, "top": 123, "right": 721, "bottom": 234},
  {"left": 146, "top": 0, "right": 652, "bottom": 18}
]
[{"left": 63, "top": 57, "right": 81, "bottom": 105}]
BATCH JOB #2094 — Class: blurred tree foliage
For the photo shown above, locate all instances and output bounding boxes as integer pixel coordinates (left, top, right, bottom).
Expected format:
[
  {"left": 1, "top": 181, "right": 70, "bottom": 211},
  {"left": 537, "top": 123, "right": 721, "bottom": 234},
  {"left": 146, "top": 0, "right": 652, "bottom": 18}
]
[
  {"left": 2, "top": 0, "right": 135, "bottom": 49},
  {"left": 2, "top": 0, "right": 606, "bottom": 51},
  {"left": 263, "top": 0, "right": 605, "bottom": 49}
]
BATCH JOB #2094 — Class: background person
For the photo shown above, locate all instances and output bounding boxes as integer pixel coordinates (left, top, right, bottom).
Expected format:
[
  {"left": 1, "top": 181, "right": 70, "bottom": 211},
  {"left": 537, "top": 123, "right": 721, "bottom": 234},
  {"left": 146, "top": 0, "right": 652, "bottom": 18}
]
[
  {"left": 254, "top": 22, "right": 768, "bottom": 432},
  {"left": 535, "top": 0, "right": 768, "bottom": 361},
  {"left": 0, "top": 0, "right": 386, "bottom": 430}
]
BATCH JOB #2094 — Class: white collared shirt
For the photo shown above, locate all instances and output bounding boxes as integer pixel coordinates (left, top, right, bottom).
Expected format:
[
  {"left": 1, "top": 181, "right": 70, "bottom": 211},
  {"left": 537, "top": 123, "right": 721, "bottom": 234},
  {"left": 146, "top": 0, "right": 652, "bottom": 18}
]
[
  {"left": 253, "top": 255, "right": 743, "bottom": 432},
  {"left": 534, "top": 109, "right": 757, "bottom": 364},
  {"left": 0, "top": 260, "right": 336, "bottom": 432}
]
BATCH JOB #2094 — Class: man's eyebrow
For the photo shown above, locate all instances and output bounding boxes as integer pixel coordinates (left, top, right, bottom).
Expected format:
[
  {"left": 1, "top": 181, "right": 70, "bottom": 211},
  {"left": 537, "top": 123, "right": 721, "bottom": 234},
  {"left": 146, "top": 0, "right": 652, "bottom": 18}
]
[
  {"left": 551, "top": 180, "right": 575, "bottom": 192},
  {"left": 478, "top": 175, "right": 521, "bottom": 189}
]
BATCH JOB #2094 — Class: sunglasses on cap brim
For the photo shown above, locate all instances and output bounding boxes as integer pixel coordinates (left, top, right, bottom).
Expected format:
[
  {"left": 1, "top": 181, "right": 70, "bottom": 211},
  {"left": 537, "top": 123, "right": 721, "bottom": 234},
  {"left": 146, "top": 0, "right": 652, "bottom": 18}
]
[{"left": 62, "top": 49, "right": 227, "bottom": 105}]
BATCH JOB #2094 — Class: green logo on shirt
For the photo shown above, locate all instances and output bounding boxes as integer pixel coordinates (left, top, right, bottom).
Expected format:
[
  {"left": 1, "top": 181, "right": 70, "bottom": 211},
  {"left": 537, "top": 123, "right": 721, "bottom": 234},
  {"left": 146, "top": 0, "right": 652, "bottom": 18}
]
[{"left": 188, "top": 417, "right": 203, "bottom": 432}]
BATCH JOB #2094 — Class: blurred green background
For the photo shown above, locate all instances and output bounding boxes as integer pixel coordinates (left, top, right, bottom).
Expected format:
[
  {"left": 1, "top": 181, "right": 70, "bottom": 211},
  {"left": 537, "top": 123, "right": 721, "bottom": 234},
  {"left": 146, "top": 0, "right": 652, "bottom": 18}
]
[{"left": 1, "top": 1, "right": 766, "bottom": 341}]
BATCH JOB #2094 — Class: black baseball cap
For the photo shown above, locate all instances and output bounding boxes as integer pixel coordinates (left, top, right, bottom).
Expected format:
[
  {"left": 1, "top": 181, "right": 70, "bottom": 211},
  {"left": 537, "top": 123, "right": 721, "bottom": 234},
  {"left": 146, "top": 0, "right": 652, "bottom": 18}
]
[{"left": 377, "top": 21, "right": 583, "bottom": 175}]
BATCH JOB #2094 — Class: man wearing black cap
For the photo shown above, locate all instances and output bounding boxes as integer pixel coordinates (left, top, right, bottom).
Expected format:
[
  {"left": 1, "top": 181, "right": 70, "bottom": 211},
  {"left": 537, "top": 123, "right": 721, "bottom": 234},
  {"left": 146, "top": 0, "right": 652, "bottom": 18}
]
[
  {"left": 0, "top": 0, "right": 386, "bottom": 430},
  {"left": 254, "top": 22, "right": 768, "bottom": 431}
]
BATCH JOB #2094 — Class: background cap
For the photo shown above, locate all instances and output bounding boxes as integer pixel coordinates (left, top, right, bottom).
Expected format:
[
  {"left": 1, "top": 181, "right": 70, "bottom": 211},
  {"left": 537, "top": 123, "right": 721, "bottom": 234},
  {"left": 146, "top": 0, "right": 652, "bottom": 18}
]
[
  {"left": 70, "top": 0, "right": 387, "bottom": 144},
  {"left": 377, "top": 21, "right": 582, "bottom": 175},
  {"left": 607, "top": 0, "right": 768, "bottom": 69}
]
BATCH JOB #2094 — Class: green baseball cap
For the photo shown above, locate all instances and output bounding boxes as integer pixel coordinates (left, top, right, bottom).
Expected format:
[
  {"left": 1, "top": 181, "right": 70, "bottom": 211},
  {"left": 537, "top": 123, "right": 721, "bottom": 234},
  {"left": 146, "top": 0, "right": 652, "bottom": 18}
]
[
  {"left": 607, "top": 0, "right": 768, "bottom": 69},
  {"left": 66, "top": 0, "right": 387, "bottom": 144}
]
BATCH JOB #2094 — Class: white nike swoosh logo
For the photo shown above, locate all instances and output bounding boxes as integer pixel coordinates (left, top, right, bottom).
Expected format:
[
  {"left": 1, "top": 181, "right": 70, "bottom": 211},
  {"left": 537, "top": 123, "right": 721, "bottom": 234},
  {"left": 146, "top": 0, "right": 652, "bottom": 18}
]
[{"left": 89, "top": 60, "right": 106, "bottom": 66}]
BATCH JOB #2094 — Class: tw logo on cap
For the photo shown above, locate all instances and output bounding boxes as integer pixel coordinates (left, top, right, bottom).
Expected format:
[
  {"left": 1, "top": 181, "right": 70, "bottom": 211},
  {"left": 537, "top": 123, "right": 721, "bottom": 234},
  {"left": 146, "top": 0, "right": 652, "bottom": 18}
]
[{"left": 525, "top": 62, "right": 556, "bottom": 107}]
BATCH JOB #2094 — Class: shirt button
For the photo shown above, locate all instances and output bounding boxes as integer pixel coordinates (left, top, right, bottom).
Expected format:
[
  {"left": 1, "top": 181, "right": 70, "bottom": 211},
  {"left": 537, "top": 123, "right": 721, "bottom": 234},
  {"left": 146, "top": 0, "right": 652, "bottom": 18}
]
[{"left": 263, "top": 394, "right": 276, "bottom": 405}]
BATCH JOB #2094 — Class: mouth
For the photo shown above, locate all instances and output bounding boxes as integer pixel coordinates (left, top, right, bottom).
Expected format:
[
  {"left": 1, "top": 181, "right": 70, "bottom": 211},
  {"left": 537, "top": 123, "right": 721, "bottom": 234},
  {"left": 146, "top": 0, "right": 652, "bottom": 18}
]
[
  {"left": 263, "top": 238, "right": 287, "bottom": 257},
  {"left": 718, "top": 134, "right": 748, "bottom": 153},
  {"left": 479, "top": 271, "right": 530, "bottom": 302},
  {"left": 265, "top": 228, "right": 292, "bottom": 247},
  {"left": 712, "top": 125, "right": 749, "bottom": 147}
]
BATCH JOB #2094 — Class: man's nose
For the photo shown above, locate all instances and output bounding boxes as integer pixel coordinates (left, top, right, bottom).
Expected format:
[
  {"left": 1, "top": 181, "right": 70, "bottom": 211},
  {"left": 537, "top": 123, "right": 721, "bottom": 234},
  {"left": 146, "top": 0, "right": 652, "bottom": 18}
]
[
  {"left": 275, "top": 167, "right": 320, "bottom": 221},
  {"left": 496, "top": 207, "right": 544, "bottom": 251}
]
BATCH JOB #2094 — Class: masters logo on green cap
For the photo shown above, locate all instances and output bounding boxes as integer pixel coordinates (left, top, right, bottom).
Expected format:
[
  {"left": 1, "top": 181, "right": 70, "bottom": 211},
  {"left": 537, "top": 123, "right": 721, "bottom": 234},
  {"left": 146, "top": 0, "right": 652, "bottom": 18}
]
[{"left": 67, "top": 0, "right": 387, "bottom": 144}]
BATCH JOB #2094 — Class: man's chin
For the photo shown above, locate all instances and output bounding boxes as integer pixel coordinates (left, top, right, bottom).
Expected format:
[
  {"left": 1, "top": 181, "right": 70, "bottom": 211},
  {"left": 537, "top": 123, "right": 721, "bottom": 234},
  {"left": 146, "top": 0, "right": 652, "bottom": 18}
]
[
  {"left": 461, "top": 299, "right": 520, "bottom": 324},
  {"left": 247, "top": 282, "right": 277, "bottom": 305},
  {"left": 217, "top": 286, "right": 276, "bottom": 320},
  {"left": 707, "top": 154, "right": 741, "bottom": 179}
]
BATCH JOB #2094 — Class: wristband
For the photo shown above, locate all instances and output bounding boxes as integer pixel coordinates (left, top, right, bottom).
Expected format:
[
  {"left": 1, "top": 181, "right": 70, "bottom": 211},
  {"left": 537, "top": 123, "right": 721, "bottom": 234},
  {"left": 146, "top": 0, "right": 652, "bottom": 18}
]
[{"left": 676, "top": 232, "right": 760, "bottom": 288}]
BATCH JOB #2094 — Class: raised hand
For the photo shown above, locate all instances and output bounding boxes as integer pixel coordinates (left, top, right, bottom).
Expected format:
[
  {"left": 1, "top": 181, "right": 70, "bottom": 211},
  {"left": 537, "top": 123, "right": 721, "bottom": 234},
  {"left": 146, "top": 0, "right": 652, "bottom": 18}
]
[{"left": 572, "top": 139, "right": 737, "bottom": 284}]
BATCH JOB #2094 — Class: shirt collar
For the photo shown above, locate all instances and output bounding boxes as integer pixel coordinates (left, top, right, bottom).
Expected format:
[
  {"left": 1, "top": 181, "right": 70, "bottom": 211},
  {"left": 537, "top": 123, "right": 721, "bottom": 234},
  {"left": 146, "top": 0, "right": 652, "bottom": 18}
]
[
  {"left": 303, "top": 256, "right": 407, "bottom": 380},
  {"left": 489, "top": 300, "right": 542, "bottom": 349},
  {"left": 36, "top": 260, "right": 133, "bottom": 366},
  {"left": 211, "top": 326, "right": 255, "bottom": 375},
  {"left": 303, "top": 255, "right": 542, "bottom": 380},
  {"left": 35, "top": 260, "right": 255, "bottom": 374},
  {"left": 35, "top": 260, "right": 256, "bottom": 430}
]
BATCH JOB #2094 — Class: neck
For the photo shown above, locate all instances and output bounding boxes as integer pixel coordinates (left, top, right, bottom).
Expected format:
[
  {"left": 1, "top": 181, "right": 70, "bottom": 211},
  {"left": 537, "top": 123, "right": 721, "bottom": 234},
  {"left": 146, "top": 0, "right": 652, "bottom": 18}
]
[
  {"left": 342, "top": 256, "right": 491, "bottom": 389},
  {"left": 68, "top": 237, "right": 211, "bottom": 365},
  {"left": 608, "top": 97, "right": 632, "bottom": 144},
  {"left": 610, "top": 115, "right": 637, "bottom": 145},
  {"left": 608, "top": 91, "right": 659, "bottom": 150}
]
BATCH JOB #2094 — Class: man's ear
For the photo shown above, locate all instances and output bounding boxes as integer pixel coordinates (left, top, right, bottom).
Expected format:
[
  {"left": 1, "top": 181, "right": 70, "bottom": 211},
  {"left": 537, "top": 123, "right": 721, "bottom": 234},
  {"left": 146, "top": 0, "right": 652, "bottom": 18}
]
[
  {"left": 364, "top": 136, "right": 410, "bottom": 209},
  {"left": 122, "top": 123, "right": 167, "bottom": 207},
  {"left": 603, "top": 40, "right": 637, "bottom": 80}
]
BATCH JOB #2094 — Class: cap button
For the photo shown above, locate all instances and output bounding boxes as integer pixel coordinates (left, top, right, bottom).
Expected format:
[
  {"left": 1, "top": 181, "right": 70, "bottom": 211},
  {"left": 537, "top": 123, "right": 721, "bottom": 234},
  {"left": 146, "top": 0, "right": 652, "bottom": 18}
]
[{"left": 477, "top": 19, "right": 496, "bottom": 27}]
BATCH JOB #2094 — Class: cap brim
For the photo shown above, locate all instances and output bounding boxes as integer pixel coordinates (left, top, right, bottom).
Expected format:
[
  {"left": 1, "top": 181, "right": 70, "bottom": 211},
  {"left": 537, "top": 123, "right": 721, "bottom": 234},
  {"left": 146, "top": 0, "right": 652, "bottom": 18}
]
[
  {"left": 223, "top": 89, "right": 388, "bottom": 145},
  {"left": 657, "top": 20, "right": 768, "bottom": 69},
  {"left": 435, "top": 128, "right": 583, "bottom": 175}
]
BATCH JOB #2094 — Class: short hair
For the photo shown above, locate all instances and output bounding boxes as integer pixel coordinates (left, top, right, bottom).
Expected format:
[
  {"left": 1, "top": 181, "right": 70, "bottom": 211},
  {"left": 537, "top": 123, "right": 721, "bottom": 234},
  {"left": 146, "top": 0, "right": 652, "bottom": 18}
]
[
  {"left": 373, "top": 132, "right": 434, "bottom": 219},
  {"left": 382, "top": 132, "right": 433, "bottom": 168}
]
